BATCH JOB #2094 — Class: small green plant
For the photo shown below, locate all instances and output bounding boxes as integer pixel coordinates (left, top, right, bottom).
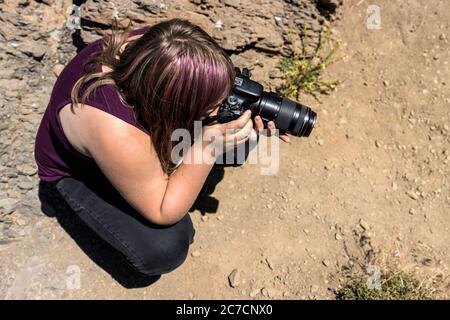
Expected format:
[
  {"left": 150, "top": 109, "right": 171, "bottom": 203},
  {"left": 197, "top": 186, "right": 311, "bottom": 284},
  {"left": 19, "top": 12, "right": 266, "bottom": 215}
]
[
  {"left": 276, "top": 25, "right": 342, "bottom": 102},
  {"left": 337, "top": 272, "right": 436, "bottom": 300}
]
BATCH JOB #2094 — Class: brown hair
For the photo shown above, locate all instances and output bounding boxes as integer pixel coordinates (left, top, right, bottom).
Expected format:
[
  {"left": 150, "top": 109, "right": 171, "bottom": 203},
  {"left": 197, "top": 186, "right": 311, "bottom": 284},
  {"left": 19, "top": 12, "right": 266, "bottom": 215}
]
[{"left": 71, "top": 18, "right": 235, "bottom": 174}]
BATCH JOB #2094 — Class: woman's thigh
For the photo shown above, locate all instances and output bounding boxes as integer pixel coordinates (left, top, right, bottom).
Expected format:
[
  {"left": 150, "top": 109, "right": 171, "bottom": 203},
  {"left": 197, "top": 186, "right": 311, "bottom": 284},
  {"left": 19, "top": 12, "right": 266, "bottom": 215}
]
[{"left": 55, "top": 176, "right": 195, "bottom": 276}]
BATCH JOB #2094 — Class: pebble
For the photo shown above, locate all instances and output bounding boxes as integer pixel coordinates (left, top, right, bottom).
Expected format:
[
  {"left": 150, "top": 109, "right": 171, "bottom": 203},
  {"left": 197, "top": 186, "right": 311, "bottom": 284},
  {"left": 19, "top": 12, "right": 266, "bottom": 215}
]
[
  {"left": 359, "top": 218, "right": 370, "bottom": 230},
  {"left": 335, "top": 233, "right": 343, "bottom": 240},
  {"left": 322, "top": 259, "right": 330, "bottom": 267},
  {"left": 406, "top": 190, "right": 420, "bottom": 200},
  {"left": 261, "top": 286, "right": 280, "bottom": 298},
  {"left": 201, "top": 215, "right": 209, "bottom": 222},
  {"left": 249, "top": 289, "right": 260, "bottom": 298},
  {"left": 409, "top": 208, "right": 416, "bottom": 215},
  {"left": 20, "top": 42, "right": 46, "bottom": 61},
  {"left": 228, "top": 269, "right": 241, "bottom": 288},
  {"left": 191, "top": 250, "right": 201, "bottom": 257},
  {"left": 278, "top": 211, "right": 288, "bottom": 220}
]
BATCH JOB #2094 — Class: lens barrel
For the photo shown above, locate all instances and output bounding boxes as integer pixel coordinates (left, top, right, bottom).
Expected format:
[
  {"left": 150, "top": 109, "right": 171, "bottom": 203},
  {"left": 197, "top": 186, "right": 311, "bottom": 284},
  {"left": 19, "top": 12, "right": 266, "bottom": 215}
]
[{"left": 254, "top": 93, "right": 317, "bottom": 137}]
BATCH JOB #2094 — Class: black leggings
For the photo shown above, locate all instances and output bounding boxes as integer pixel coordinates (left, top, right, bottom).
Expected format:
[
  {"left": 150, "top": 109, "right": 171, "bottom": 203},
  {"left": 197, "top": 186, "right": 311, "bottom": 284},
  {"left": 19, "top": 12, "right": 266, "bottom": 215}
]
[{"left": 54, "top": 176, "right": 195, "bottom": 277}]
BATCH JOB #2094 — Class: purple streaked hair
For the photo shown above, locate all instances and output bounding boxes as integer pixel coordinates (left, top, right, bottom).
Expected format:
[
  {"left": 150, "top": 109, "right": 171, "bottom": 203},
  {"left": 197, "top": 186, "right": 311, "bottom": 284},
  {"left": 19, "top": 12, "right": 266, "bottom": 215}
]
[{"left": 71, "top": 18, "right": 236, "bottom": 174}]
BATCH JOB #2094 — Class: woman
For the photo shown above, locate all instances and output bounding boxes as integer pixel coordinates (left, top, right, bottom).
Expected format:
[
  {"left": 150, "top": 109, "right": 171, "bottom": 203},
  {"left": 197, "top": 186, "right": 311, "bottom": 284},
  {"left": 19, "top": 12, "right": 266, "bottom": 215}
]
[{"left": 35, "top": 18, "right": 286, "bottom": 277}]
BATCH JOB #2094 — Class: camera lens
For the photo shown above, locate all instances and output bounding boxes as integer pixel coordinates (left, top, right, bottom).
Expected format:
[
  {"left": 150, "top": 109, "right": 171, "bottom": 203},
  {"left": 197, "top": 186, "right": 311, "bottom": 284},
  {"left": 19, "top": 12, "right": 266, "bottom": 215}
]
[{"left": 253, "top": 93, "right": 317, "bottom": 137}]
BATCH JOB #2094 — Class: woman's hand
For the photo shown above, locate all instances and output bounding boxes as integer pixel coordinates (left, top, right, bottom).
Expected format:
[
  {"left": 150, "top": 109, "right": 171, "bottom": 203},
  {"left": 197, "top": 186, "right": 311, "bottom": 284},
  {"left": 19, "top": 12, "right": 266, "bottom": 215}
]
[
  {"left": 254, "top": 115, "right": 290, "bottom": 143},
  {"left": 201, "top": 110, "right": 257, "bottom": 157}
]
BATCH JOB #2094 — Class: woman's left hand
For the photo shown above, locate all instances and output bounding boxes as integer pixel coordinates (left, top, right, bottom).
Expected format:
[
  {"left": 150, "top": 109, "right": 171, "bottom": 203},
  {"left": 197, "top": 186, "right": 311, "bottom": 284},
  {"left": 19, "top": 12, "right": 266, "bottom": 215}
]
[{"left": 254, "top": 115, "right": 290, "bottom": 143}]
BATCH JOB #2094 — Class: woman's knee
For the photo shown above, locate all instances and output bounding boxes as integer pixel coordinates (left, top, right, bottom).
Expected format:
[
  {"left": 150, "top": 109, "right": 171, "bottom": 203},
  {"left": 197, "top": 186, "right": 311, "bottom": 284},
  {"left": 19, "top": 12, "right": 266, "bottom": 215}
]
[{"left": 131, "top": 214, "right": 195, "bottom": 276}]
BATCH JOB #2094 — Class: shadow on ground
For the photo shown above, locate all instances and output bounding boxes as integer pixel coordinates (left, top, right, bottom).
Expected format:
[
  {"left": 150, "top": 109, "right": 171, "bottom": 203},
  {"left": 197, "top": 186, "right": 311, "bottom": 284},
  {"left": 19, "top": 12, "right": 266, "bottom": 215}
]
[
  {"left": 38, "top": 181, "right": 161, "bottom": 289},
  {"left": 36, "top": 137, "right": 252, "bottom": 288}
]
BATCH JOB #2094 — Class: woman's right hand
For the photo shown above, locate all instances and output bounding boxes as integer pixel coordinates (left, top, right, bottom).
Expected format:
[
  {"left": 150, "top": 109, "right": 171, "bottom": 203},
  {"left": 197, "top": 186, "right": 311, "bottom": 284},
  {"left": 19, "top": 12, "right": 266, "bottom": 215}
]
[{"left": 201, "top": 110, "right": 257, "bottom": 157}]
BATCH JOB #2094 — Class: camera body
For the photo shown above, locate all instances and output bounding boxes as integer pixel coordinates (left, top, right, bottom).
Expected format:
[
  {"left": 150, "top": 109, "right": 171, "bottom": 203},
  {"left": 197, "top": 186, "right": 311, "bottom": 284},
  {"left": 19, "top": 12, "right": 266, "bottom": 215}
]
[
  {"left": 217, "top": 68, "right": 263, "bottom": 123},
  {"left": 217, "top": 67, "right": 317, "bottom": 137}
]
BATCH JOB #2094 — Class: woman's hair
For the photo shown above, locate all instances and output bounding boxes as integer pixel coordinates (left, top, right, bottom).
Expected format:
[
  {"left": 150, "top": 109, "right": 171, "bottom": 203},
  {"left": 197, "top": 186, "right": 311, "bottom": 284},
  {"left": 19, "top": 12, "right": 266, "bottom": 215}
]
[{"left": 71, "top": 18, "right": 235, "bottom": 175}]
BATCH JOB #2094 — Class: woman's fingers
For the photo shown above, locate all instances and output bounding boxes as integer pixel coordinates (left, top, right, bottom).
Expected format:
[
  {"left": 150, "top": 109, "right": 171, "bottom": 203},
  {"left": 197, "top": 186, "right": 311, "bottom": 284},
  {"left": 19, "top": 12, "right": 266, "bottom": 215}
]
[
  {"left": 267, "top": 120, "right": 290, "bottom": 143},
  {"left": 230, "top": 116, "right": 254, "bottom": 142},
  {"left": 224, "top": 110, "right": 252, "bottom": 131},
  {"left": 254, "top": 115, "right": 264, "bottom": 132},
  {"left": 267, "top": 121, "right": 277, "bottom": 136},
  {"left": 280, "top": 134, "right": 290, "bottom": 143}
]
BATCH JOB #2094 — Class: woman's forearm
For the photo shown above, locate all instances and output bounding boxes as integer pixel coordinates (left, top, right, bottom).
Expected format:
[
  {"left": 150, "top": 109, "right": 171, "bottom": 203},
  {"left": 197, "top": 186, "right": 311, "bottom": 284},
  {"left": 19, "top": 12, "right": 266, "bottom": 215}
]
[{"left": 158, "top": 140, "right": 215, "bottom": 224}]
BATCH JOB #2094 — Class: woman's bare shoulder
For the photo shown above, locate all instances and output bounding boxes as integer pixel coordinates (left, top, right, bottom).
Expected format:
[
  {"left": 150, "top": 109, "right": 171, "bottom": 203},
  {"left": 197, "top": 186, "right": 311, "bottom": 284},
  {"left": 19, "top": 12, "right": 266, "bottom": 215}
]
[{"left": 59, "top": 103, "right": 149, "bottom": 158}]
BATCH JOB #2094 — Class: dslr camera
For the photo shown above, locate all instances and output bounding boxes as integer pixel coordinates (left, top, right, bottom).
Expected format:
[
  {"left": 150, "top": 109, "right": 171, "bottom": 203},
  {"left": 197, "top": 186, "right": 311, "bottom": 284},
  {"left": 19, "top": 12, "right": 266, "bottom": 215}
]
[{"left": 214, "top": 67, "right": 317, "bottom": 137}]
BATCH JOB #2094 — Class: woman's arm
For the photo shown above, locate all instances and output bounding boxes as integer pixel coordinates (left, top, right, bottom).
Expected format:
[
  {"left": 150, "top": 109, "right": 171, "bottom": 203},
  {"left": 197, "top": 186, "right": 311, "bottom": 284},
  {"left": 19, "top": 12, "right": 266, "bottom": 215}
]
[{"left": 65, "top": 105, "right": 254, "bottom": 225}]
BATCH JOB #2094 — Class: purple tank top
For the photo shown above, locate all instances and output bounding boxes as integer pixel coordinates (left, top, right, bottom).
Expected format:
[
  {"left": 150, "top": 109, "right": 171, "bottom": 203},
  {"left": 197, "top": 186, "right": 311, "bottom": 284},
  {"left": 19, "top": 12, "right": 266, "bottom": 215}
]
[{"left": 34, "top": 26, "right": 150, "bottom": 182}]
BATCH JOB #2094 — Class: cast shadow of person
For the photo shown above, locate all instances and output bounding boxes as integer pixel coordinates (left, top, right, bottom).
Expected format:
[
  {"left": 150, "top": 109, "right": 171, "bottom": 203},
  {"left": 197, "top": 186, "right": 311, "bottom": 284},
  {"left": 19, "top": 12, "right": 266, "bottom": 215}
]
[
  {"left": 37, "top": 144, "right": 251, "bottom": 289},
  {"left": 36, "top": 165, "right": 227, "bottom": 289},
  {"left": 189, "top": 141, "right": 255, "bottom": 216},
  {"left": 38, "top": 181, "right": 161, "bottom": 289}
]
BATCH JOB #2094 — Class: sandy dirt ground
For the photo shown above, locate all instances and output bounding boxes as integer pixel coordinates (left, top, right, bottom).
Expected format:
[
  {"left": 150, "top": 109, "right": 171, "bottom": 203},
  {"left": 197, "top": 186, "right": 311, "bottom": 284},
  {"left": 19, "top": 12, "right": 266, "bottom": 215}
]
[{"left": 1, "top": 0, "right": 449, "bottom": 299}]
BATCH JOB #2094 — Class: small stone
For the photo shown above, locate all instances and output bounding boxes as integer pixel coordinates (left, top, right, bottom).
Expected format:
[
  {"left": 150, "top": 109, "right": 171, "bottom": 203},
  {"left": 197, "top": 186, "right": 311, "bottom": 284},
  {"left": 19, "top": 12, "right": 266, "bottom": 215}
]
[
  {"left": 359, "top": 218, "right": 370, "bottom": 230},
  {"left": 216, "top": 215, "right": 224, "bottom": 221},
  {"left": 249, "top": 289, "right": 260, "bottom": 298},
  {"left": 20, "top": 42, "right": 46, "bottom": 61},
  {"left": 422, "top": 258, "right": 433, "bottom": 266},
  {"left": 303, "top": 228, "right": 310, "bottom": 235},
  {"left": 322, "top": 259, "right": 330, "bottom": 267},
  {"left": 409, "top": 208, "right": 416, "bottom": 215},
  {"left": 228, "top": 269, "right": 241, "bottom": 288},
  {"left": 191, "top": 250, "right": 201, "bottom": 257},
  {"left": 375, "top": 140, "right": 382, "bottom": 148},
  {"left": 317, "top": 139, "right": 324, "bottom": 146},
  {"left": 201, "top": 215, "right": 209, "bottom": 222},
  {"left": 335, "top": 233, "right": 343, "bottom": 240},
  {"left": 439, "top": 33, "right": 446, "bottom": 40},
  {"left": 383, "top": 80, "right": 389, "bottom": 86},
  {"left": 406, "top": 190, "right": 419, "bottom": 200},
  {"left": 278, "top": 211, "right": 288, "bottom": 220},
  {"left": 261, "top": 286, "right": 280, "bottom": 298}
]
